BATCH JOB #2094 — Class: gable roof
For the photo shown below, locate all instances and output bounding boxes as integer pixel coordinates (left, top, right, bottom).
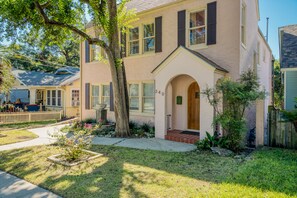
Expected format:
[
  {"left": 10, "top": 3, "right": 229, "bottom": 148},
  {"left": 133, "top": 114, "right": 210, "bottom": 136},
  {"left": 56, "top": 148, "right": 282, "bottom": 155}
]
[
  {"left": 152, "top": 46, "right": 228, "bottom": 73},
  {"left": 126, "top": 0, "right": 181, "bottom": 13},
  {"left": 279, "top": 24, "right": 297, "bottom": 69},
  {"left": 12, "top": 67, "right": 80, "bottom": 87}
]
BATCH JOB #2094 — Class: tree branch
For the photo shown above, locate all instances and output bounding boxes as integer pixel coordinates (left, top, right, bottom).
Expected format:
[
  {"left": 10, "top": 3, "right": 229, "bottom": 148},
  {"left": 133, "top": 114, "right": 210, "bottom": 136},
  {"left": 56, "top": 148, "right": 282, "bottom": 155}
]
[{"left": 34, "top": 1, "right": 108, "bottom": 50}]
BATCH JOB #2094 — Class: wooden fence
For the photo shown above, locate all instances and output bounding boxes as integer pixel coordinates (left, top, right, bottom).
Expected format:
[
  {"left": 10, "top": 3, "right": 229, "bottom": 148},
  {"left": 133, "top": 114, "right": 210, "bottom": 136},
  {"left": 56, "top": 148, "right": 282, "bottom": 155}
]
[
  {"left": 268, "top": 107, "right": 297, "bottom": 149},
  {"left": 0, "top": 111, "right": 62, "bottom": 124}
]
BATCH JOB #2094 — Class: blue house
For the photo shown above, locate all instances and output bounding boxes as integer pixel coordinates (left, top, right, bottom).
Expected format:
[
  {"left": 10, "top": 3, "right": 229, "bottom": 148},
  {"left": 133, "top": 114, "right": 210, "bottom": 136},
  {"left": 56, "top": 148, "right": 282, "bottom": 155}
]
[{"left": 279, "top": 25, "right": 297, "bottom": 110}]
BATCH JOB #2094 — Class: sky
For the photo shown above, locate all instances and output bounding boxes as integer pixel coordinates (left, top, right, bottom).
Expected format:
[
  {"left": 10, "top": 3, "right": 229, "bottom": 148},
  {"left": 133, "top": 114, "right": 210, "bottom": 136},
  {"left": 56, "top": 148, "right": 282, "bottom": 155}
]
[{"left": 258, "top": 0, "right": 297, "bottom": 60}]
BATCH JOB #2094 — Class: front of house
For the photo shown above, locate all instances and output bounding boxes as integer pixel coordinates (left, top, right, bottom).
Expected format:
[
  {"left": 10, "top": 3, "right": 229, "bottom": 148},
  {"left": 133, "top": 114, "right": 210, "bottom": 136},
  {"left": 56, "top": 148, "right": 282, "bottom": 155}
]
[
  {"left": 10, "top": 67, "right": 80, "bottom": 118},
  {"left": 279, "top": 24, "right": 297, "bottom": 110},
  {"left": 80, "top": 0, "right": 272, "bottom": 141}
]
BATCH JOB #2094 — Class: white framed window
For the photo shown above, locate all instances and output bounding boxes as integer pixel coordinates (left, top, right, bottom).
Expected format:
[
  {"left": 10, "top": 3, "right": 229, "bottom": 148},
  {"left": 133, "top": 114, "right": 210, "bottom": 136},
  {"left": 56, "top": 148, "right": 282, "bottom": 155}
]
[
  {"left": 51, "top": 90, "right": 56, "bottom": 106},
  {"left": 257, "top": 42, "right": 260, "bottom": 65},
  {"left": 253, "top": 51, "right": 258, "bottom": 76},
  {"left": 91, "top": 85, "right": 100, "bottom": 109},
  {"left": 241, "top": 4, "right": 247, "bottom": 46},
  {"left": 189, "top": 10, "right": 206, "bottom": 46},
  {"left": 47, "top": 90, "right": 51, "bottom": 106},
  {"left": 102, "top": 85, "right": 110, "bottom": 108},
  {"left": 46, "top": 90, "right": 62, "bottom": 107},
  {"left": 129, "top": 27, "right": 140, "bottom": 55},
  {"left": 71, "top": 89, "right": 80, "bottom": 107},
  {"left": 263, "top": 48, "right": 266, "bottom": 62},
  {"left": 57, "top": 90, "right": 62, "bottom": 106},
  {"left": 143, "top": 23, "right": 155, "bottom": 53},
  {"left": 129, "top": 84, "right": 140, "bottom": 111},
  {"left": 90, "top": 44, "right": 101, "bottom": 62},
  {"left": 142, "top": 83, "right": 155, "bottom": 113}
]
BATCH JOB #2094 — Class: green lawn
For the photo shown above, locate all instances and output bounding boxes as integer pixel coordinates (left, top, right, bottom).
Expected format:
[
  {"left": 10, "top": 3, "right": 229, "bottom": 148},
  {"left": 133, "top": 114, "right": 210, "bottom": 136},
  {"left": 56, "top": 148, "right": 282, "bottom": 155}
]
[
  {"left": 0, "top": 146, "right": 296, "bottom": 198},
  {"left": 0, "top": 130, "right": 38, "bottom": 145},
  {"left": 0, "top": 120, "right": 57, "bottom": 131}
]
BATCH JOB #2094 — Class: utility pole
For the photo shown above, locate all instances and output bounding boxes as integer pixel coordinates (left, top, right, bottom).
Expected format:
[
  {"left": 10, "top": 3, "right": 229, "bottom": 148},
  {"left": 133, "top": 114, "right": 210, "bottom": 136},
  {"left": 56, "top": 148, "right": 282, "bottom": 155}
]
[{"left": 266, "top": 17, "right": 269, "bottom": 42}]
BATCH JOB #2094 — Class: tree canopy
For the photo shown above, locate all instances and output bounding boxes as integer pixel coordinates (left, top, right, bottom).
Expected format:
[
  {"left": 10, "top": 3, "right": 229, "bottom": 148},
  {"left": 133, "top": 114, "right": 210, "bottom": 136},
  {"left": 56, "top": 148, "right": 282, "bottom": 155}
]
[{"left": 0, "top": 0, "right": 137, "bottom": 136}]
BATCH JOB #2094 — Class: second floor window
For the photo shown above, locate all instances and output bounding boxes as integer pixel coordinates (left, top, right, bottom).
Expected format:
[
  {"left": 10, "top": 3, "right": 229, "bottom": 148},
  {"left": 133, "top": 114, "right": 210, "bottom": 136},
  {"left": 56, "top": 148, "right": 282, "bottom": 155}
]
[
  {"left": 143, "top": 23, "right": 155, "bottom": 52},
  {"left": 189, "top": 10, "right": 206, "bottom": 46},
  {"left": 241, "top": 4, "right": 247, "bottom": 45},
  {"left": 129, "top": 27, "right": 139, "bottom": 55}
]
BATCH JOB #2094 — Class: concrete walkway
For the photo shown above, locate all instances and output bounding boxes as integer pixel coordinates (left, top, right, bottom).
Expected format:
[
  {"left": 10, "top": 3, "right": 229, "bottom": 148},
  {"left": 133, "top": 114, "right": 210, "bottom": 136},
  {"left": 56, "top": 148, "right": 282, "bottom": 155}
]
[
  {"left": 0, "top": 125, "right": 196, "bottom": 152},
  {"left": 0, "top": 125, "right": 66, "bottom": 151},
  {"left": 0, "top": 171, "right": 60, "bottom": 198}
]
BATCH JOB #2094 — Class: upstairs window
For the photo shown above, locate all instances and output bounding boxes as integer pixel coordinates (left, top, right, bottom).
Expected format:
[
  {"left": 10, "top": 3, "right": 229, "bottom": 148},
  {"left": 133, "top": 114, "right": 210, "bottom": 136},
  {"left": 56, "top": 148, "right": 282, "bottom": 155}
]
[
  {"left": 241, "top": 4, "right": 247, "bottom": 45},
  {"left": 129, "top": 27, "right": 140, "bottom": 55},
  {"left": 143, "top": 23, "right": 155, "bottom": 53},
  {"left": 90, "top": 44, "right": 101, "bottom": 61},
  {"left": 189, "top": 10, "right": 206, "bottom": 45}
]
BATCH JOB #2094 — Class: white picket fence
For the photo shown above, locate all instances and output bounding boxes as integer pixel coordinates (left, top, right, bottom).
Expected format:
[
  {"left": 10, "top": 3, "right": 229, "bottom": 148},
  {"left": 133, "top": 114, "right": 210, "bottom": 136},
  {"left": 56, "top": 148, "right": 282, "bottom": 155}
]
[{"left": 0, "top": 111, "right": 62, "bottom": 124}]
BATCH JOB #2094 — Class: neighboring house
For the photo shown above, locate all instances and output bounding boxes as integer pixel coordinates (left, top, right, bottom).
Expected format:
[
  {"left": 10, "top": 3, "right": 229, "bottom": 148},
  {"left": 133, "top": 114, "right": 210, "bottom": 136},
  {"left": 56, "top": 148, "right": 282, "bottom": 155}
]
[
  {"left": 11, "top": 66, "right": 80, "bottom": 118},
  {"left": 80, "top": 0, "right": 273, "bottom": 142},
  {"left": 279, "top": 25, "right": 297, "bottom": 110}
]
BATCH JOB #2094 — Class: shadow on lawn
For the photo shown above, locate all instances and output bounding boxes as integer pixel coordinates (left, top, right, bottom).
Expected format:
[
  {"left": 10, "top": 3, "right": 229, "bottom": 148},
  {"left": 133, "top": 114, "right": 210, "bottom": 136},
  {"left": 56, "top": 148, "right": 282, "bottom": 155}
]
[{"left": 0, "top": 145, "right": 296, "bottom": 197}]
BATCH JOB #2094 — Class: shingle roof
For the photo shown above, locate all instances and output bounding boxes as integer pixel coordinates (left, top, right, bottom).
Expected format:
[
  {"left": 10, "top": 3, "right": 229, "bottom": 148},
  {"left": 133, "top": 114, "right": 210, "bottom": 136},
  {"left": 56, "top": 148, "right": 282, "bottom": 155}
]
[
  {"left": 152, "top": 46, "right": 228, "bottom": 73},
  {"left": 126, "top": 0, "right": 180, "bottom": 13},
  {"left": 12, "top": 67, "right": 80, "bottom": 87},
  {"left": 280, "top": 25, "right": 297, "bottom": 69}
]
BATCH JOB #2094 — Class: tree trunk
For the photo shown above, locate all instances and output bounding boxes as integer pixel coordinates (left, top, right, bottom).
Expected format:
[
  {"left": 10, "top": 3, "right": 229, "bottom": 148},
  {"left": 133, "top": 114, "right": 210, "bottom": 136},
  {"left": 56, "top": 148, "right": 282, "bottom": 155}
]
[{"left": 106, "top": 0, "right": 130, "bottom": 137}]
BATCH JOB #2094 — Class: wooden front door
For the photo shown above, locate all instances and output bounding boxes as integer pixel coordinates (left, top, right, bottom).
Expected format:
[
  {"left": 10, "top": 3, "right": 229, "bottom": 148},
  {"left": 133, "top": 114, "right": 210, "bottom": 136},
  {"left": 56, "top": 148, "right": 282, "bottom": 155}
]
[{"left": 188, "top": 82, "right": 200, "bottom": 130}]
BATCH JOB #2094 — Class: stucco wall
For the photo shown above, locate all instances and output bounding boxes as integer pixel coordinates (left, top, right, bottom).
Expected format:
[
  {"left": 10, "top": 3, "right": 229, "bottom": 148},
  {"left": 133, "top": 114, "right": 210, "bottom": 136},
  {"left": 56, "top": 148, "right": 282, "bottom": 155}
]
[{"left": 81, "top": 0, "right": 244, "bottom": 122}]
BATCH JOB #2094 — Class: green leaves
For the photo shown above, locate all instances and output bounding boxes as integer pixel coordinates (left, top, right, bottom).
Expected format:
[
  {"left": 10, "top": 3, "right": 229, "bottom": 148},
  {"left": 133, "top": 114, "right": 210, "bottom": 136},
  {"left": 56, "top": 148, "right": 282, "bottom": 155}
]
[
  {"left": 203, "top": 69, "right": 265, "bottom": 152},
  {"left": 0, "top": 55, "right": 14, "bottom": 93}
]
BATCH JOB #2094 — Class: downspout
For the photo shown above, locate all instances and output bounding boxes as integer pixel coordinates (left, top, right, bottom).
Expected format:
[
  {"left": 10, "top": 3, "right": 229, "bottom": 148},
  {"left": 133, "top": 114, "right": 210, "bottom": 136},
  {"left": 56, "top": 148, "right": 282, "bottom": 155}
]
[
  {"left": 79, "top": 39, "right": 83, "bottom": 121},
  {"left": 271, "top": 58, "right": 275, "bottom": 107}
]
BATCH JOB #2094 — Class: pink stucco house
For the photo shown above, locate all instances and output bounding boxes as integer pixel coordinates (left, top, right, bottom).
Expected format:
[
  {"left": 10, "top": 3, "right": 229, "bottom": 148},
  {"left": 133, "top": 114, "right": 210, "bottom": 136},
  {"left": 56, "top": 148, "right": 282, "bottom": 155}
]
[{"left": 79, "top": 0, "right": 272, "bottom": 144}]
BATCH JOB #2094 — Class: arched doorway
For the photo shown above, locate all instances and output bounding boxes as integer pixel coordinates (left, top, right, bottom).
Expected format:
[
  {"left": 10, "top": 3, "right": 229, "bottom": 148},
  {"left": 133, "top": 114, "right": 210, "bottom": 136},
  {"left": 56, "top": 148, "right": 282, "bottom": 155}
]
[{"left": 187, "top": 82, "right": 200, "bottom": 130}]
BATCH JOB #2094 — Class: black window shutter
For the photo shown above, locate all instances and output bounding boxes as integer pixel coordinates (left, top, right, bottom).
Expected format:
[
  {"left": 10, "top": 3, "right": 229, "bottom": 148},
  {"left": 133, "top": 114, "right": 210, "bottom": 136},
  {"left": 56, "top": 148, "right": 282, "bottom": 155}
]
[
  {"left": 155, "top": 16, "right": 162, "bottom": 53},
  {"left": 121, "top": 31, "right": 127, "bottom": 58},
  {"left": 85, "top": 83, "right": 90, "bottom": 110},
  {"left": 207, "top": 2, "right": 217, "bottom": 45},
  {"left": 85, "top": 40, "right": 90, "bottom": 63},
  {"left": 178, "top": 10, "right": 186, "bottom": 47},
  {"left": 109, "top": 82, "right": 114, "bottom": 111}
]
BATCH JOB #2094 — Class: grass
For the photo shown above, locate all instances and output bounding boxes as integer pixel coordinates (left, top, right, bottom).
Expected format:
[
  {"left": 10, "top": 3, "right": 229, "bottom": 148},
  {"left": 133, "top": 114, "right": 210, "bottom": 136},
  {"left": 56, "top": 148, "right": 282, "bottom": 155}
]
[
  {"left": 0, "top": 120, "right": 57, "bottom": 131},
  {"left": 0, "top": 146, "right": 296, "bottom": 198},
  {"left": 0, "top": 130, "right": 38, "bottom": 145}
]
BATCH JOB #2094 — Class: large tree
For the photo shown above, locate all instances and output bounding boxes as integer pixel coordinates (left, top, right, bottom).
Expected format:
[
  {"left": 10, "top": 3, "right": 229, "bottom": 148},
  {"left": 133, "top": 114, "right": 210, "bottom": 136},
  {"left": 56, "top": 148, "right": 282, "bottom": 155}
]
[
  {"left": 0, "top": 52, "right": 14, "bottom": 93},
  {"left": 0, "top": 0, "right": 136, "bottom": 137}
]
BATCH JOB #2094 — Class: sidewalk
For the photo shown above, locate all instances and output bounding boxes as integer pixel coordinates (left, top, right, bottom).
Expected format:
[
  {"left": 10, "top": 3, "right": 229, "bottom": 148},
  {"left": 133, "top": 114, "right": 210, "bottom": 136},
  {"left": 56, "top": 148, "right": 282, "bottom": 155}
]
[
  {"left": 0, "top": 125, "right": 196, "bottom": 152},
  {"left": 0, "top": 125, "right": 66, "bottom": 151},
  {"left": 0, "top": 171, "right": 60, "bottom": 198}
]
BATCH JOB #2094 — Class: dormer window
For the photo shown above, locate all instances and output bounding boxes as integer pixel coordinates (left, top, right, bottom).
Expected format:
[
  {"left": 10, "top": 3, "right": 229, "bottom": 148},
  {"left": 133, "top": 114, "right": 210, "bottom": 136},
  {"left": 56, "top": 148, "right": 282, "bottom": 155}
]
[
  {"left": 143, "top": 23, "right": 155, "bottom": 53},
  {"left": 129, "top": 27, "right": 140, "bottom": 55},
  {"left": 189, "top": 10, "right": 206, "bottom": 46}
]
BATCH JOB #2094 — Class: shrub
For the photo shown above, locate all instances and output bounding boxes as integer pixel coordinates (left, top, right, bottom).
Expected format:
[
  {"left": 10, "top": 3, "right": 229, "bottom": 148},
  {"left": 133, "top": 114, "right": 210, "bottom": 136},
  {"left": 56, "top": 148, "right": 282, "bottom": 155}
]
[
  {"left": 195, "top": 131, "right": 227, "bottom": 150},
  {"left": 282, "top": 97, "right": 297, "bottom": 132},
  {"left": 52, "top": 129, "right": 93, "bottom": 162},
  {"left": 203, "top": 70, "right": 265, "bottom": 152}
]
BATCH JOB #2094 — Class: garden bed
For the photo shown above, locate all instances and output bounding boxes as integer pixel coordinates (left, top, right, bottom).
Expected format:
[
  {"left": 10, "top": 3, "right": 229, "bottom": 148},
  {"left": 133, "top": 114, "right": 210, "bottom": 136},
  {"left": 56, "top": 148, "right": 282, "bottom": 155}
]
[{"left": 47, "top": 149, "right": 103, "bottom": 167}]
